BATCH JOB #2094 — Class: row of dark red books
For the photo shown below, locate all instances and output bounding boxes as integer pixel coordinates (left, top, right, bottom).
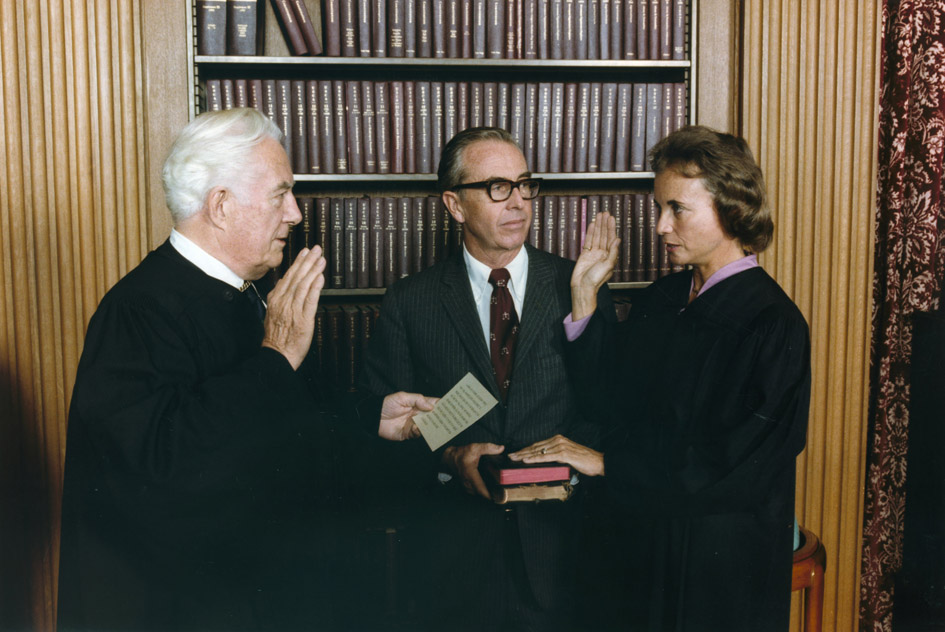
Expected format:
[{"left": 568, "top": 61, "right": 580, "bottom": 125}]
[
  {"left": 285, "top": 193, "right": 675, "bottom": 290},
  {"left": 204, "top": 78, "right": 686, "bottom": 174},
  {"left": 197, "top": 1, "right": 322, "bottom": 56},
  {"left": 313, "top": 303, "right": 379, "bottom": 391},
  {"left": 323, "top": 0, "right": 686, "bottom": 60}
]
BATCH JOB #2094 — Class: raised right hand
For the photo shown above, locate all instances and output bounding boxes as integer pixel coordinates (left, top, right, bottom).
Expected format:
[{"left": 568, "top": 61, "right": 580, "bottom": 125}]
[
  {"left": 571, "top": 212, "right": 619, "bottom": 321},
  {"left": 262, "top": 246, "right": 326, "bottom": 369}
]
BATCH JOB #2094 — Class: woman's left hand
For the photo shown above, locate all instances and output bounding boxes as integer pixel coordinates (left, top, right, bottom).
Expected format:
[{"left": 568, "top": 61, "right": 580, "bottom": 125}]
[{"left": 507, "top": 434, "right": 605, "bottom": 477}]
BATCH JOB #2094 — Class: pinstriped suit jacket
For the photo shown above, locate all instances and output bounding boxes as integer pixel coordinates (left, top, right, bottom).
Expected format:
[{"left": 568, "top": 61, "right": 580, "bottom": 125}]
[{"left": 359, "top": 243, "right": 611, "bottom": 611}]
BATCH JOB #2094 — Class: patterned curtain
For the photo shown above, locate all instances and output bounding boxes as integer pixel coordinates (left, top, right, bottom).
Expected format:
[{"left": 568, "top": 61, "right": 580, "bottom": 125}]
[{"left": 861, "top": 1, "right": 945, "bottom": 629}]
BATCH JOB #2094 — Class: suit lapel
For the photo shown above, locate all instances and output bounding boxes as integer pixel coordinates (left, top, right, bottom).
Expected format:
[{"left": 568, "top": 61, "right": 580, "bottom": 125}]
[
  {"left": 439, "top": 254, "right": 499, "bottom": 395},
  {"left": 514, "top": 246, "right": 558, "bottom": 370}
]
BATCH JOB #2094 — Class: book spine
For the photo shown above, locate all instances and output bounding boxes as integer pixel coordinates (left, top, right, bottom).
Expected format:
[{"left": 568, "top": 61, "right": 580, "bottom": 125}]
[
  {"left": 587, "top": 82, "right": 602, "bottom": 171},
  {"left": 645, "top": 192, "right": 657, "bottom": 280},
  {"left": 372, "top": 0, "right": 387, "bottom": 55},
  {"left": 523, "top": 0, "right": 538, "bottom": 58},
  {"left": 659, "top": 0, "right": 671, "bottom": 59},
  {"left": 291, "top": 0, "right": 323, "bottom": 54},
  {"left": 221, "top": 79, "right": 235, "bottom": 110},
  {"left": 542, "top": 196, "right": 556, "bottom": 254},
  {"left": 598, "top": 0, "right": 610, "bottom": 59},
  {"left": 342, "top": 306, "right": 359, "bottom": 390},
  {"left": 418, "top": 0, "right": 433, "bottom": 56},
  {"left": 447, "top": 0, "right": 461, "bottom": 56},
  {"left": 548, "top": 82, "right": 564, "bottom": 172},
  {"left": 412, "top": 197, "right": 426, "bottom": 273},
  {"left": 630, "top": 82, "right": 646, "bottom": 171},
  {"left": 291, "top": 80, "right": 308, "bottom": 173},
  {"left": 341, "top": 0, "right": 358, "bottom": 56},
  {"left": 648, "top": 0, "right": 659, "bottom": 60},
  {"left": 426, "top": 195, "right": 440, "bottom": 267},
  {"left": 344, "top": 198, "right": 358, "bottom": 287},
  {"left": 389, "top": 0, "right": 405, "bottom": 56},
  {"left": 345, "top": 81, "right": 364, "bottom": 173},
  {"left": 361, "top": 81, "right": 377, "bottom": 173},
  {"left": 609, "top": 0, "right": 622, "bottom": 59},
  {"left": 562, "top": 0, "right": 575, "bottom": 59},
  {"left": 567, "top": 195, "right": 580, "bottom": 260},
  {"left": 370, "top": 198, "right": 384, "bottom": 286},
  {"left": 537, "top": 0, "right": 550, "bottom": 58},
  {"left": 673, "top": 82, "right": 686, "bottom": 130},
  {"left": 262, "top": 79, "right": 277, "bottom": 120},
  {"left": 524, "top": 83, "right": 539, "bottom": 168},
  {"left": 574, "top": 82, "right": 590, "bottom": 171},
  {"left": 469, "top": 81, "right": 483, "bottom": 128},
  {"left": 614, "top": 82, "right": 631, "bottom": 171},
  {"left": 383, "top": 198, "right": 398, "bottom": 285},
  {"left": 316, "top": 197, "right": 330, "bottom": 262},
  {"left": 632, "top": 193, "right": 644, "bottom": 281},
  {"left": 549, "top": 0, "right": 563, "bottom": 59},
  {"left": 505, "top": 0, "right": 517, "bottom": 58},
  {"left": 536, "top": 82, "right": 552, "bottom": 172},
  {"left": 276, "top": 79, "right": 293, "bottom": 157},
  {"left": 357, "top": 197, "right": 371, "bottom": 287},
  {"left": 390, "top": 81, "right": 405, "bottom": 173},
  {"left": 620, "top": 193, "right": 632, "bottom": 281},
  {"left": 528, "top": 198, "right": 540, "bottom": 248},
  {"left": 587, "top": 0, "right": 599, "bottom": 59},
  {"left": 444, "top": 82, "right": 458, "bottom": 145},
  {"left": 416, "top": 81, "right": 432, "bottom": 173},
  {"left": 398, "top": 197, "right": 412, "bottom": 277},
  {"left": 562, "top": 82, "right": 577, "bottom": 172},
  {"left": 611, "top": 193, "right": 624, "bottom": 280},
  {"left": 487, "top": 0, "right": 505, "bottom": 58},
  {"left": 297, "top": 196, "right": 314, "bottom": 251},
  {"left": 332, "top": 80, "right": 349, "bottom": 173},
  {"left": 330, "top": 198, "right": 345, "bottom": 287},
  {"left": 358, "top": 0, "right": 372, "bottom": 56},
  {"left": 206, "top": 79, "right": 222, "bottom": 112},
  {"left": 473, "top": 0, "right": 487, "bottom": 57},
  {"left": 227, "top": 0, "right": 259, "bottom": 55},
  {"left": 375, "top": 82, "right": 391, "bottom": 173},
  {"left": 644, "top": 82, "right": 662, "bottom": 170},
  {"left": 433, "top": 0, "right": 447, "bottom": 57},
  {"left": 484, "top": 82, "right": 497, "bottom": 128},
  {"left": 672, "top": 0, "right": 684, "bottom": 60},
  {"left": 661, "top": 82, "right": 673, "bottom": 140},
  {"left": 497, "top": 82, "right": 510, "bottom": 132},
  {"left": 197, "top": 0, "right": 227, "bottom": 56},
  {"left": 635, "top": 0, "right": 647, "bottom": 58},
  {"left": 599, "top": 82, "right": 617, "bottom": 171},
  {"left": 457, "top": 82, "right": 469, "bottom": 131},
  {"left": 235, "top": 79, "right": 249, "bottom": 107},
  {"left": 318, "top": 81, "right": 336, "bottom": 173},
  {"left": 405, "top": 0, "right": 417, "bottom": 55},
  {"left": 431, "top": 82, "right": 445, "bottom": 168},
  {"left": 404, "top": 82, "right": 417, "bottom": 172},
  {"left": 510, "top": 83, "right": 526, "bottom": 149},
  {"left": 575, "top": 0, "right": 587, "bottom": 59},
  {"left": 556, "top": 195, "right": 569, "bottom": 258},
  {"left": 324, "top": 0, "right": 342, "bottom": 55},
  {"left": 462, "top": 0, "right": 474, "bottom": 57},
  {"left": 272, "top": 0, "right": 309, "bottom": 54},
  {"left": 249, "top": 79, "right": 263, "bottom": 109},
  {"left": 623, "top": 0, "right": 636, "bottom": 58}
]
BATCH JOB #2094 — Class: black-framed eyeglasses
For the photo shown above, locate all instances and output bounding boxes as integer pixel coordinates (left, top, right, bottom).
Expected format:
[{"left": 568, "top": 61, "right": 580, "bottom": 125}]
[{"left": 450, "top": 177, "right": 543, "bottom": 202}]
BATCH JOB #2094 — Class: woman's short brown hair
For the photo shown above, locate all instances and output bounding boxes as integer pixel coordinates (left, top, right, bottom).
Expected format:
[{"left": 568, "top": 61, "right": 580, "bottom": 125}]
[{"left": 649, "top": 125, "right": 773, "bottom": 253}]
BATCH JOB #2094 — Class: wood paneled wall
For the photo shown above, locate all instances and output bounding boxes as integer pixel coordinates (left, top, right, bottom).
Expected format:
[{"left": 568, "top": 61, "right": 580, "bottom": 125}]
[
  {"left": 740, "top": 3, "right": 880, "bottom": 631},
  {"left": 0, "top": 0, "right": 153, "bottom": 627}
]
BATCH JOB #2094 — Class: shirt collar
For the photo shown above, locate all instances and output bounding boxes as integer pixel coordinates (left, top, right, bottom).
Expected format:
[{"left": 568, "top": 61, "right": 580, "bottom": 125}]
[
  {"left": 169, "top": 229, "right": 245, "bottom": 289},
  {"left": 463, "top": 244, "right": 529, "bottom": 305},
  {"left": 693, "top": 253, "right": 759, "bottom": 299}
]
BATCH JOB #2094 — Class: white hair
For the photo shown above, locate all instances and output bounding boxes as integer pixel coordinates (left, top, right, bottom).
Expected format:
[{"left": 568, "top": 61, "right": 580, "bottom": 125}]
[{"left": 161, "top": 108, "right": 283, "bottom": 223}]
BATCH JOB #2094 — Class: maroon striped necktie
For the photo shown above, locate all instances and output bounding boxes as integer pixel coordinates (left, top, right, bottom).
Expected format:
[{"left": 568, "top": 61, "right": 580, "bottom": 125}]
[{"left": 488, "top": 268, "right": 519, "bottom": 400}]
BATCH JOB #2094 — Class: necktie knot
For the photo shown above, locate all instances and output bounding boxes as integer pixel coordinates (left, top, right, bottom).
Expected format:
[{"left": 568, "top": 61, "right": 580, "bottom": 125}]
[{"left": 489, "top": 268, "right": 511, "bottom": 288}]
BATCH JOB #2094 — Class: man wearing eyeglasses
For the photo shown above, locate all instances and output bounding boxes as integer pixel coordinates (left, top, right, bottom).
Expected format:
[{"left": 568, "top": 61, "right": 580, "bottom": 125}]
[{"left": 359, "top": 127, "right": 612, "bottom": 631}]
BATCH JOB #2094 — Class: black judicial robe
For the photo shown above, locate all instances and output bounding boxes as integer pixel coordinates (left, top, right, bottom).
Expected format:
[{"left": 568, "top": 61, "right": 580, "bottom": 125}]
[
  {"left": 58, "top": 241, "right": 381, "bottom": 631},
  {"left": 568, "top": 266, "right": 810, "bottom": 632}
]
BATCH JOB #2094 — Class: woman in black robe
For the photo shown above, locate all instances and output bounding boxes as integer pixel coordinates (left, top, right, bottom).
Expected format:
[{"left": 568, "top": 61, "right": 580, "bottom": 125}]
[{"left": 509, "top": 126, "right": 810, "bottom": 631}]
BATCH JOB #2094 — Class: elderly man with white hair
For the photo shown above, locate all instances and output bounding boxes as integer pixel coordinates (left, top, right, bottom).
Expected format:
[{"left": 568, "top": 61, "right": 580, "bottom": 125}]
[{"left": 57, "top": 108, "right": 435, "bottom": 631}]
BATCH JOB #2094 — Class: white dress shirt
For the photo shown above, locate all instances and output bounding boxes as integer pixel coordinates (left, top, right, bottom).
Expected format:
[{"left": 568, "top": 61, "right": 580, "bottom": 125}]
[{"left": 169, "top": 229, "right": 245, "bottom": 289}]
